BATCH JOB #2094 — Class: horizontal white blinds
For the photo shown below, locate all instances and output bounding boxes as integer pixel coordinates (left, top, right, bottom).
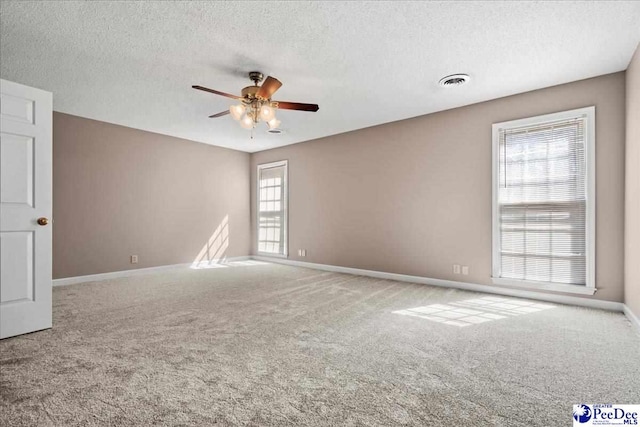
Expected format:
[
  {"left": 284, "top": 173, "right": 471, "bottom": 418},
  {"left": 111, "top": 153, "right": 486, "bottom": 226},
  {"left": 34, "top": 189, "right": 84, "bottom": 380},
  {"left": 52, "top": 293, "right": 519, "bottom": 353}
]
[
  {"left": 498, "top": 115, "right": 587, "bottom": 285},
  {"left": 258, "top": 164, "right": 286, "bottom": 255}
]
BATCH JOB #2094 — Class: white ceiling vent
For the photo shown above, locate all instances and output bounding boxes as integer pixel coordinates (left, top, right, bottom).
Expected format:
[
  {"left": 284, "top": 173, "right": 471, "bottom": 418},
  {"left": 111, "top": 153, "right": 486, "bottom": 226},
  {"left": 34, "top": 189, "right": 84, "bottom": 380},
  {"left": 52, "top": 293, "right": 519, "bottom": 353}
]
[{"left": 438, "top": 74, "right": 470, "bottom": 87}]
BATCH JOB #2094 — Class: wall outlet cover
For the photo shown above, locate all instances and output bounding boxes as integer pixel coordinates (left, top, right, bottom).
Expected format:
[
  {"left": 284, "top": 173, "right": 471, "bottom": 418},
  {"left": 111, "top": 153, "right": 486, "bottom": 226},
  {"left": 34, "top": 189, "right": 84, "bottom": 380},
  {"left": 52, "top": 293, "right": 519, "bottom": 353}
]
[{"left": 453, "top": 264, "right": 461, "bottom": 274}]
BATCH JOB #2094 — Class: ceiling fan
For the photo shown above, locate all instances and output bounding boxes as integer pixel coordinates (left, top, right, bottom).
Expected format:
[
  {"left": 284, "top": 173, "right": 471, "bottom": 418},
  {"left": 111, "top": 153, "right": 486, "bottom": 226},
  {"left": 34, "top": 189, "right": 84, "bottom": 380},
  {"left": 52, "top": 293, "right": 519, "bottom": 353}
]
[{"left": 193, "top": 71, "right": 319, "bottom": 135}]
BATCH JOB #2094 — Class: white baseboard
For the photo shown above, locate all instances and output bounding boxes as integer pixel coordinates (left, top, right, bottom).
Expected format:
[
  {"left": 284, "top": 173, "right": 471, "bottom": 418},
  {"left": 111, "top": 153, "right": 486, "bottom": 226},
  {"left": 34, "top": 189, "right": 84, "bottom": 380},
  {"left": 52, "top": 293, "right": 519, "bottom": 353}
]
[
  {"left": 251, "top": 256, "right": 624, "bottom": 312},
  {"left": 52, "top": 256, "right": 251, "bottom": 287},
  {"left": 623, "top": 305, "right": 640, "bottom": 335}
]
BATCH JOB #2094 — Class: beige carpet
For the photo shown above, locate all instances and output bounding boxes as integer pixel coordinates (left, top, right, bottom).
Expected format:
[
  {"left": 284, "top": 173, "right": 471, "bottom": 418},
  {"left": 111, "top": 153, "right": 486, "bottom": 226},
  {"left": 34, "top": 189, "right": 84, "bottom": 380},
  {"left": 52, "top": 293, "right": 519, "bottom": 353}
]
[{"left": 1, "top": 261, "right": 639, "bottom": 426}]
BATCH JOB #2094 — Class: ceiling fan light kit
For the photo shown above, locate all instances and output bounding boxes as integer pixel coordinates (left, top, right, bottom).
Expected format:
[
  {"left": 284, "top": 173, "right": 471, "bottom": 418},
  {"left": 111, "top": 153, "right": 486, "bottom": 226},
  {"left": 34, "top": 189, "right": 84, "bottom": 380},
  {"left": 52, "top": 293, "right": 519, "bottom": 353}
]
[
  {"left": 240, "top": 114, "right": 254, "bottom": 129},
  {"left": 259, "top": 104, "right": 276, "bottom": 122},
  {"left": 267, "top": 117, "right": 281, "bottom": 130},
  {"left": 193, "top": 71, "right": 319, "bottom": 137},
  {"left": 229, "top": 104, "right": 245, "bottom": 120}
]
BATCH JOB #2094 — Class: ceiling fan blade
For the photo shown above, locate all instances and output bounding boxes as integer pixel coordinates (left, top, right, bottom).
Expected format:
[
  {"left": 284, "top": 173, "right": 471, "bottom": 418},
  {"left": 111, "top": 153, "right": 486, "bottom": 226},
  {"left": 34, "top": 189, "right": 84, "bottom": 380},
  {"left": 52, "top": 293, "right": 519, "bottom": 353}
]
[
  {"left": 256, "top": 76, "right": 282, "bottom": 99},
  {"left": 192, "top": 85, "right": 240, "bottom": 100},
  {"left": 209, "top": 110, "right": 230, "bottom": 118},
  {"left": 274, "top": 101, "right": 319, "bottom": 112}
]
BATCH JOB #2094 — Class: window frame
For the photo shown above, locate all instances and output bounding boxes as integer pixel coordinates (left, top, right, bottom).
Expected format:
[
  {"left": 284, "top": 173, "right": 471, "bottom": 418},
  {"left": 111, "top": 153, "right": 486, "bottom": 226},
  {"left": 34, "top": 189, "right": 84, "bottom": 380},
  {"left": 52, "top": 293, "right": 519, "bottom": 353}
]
[
  {"left": 491, "top": 106, "right": 596, "bottom": 295},
  {"left": 256, "top": 160, "right": 288, "bottom": 258}
]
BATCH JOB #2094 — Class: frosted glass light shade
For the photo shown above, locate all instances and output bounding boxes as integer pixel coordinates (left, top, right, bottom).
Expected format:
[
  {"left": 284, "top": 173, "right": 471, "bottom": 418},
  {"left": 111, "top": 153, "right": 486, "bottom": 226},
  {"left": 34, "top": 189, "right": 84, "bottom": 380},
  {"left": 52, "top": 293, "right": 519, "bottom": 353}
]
[
  {"left": 267, "top": 118, "right": 281, "bottom": 129},
  {"left": 259, "top": 105, "right": 275, "bottom": 122},
  {"left": 240, "top": 114, "right": 254, "bottom": 129},
  {"left": 230, "top": 104, "right": 245, "bottom": 120}
]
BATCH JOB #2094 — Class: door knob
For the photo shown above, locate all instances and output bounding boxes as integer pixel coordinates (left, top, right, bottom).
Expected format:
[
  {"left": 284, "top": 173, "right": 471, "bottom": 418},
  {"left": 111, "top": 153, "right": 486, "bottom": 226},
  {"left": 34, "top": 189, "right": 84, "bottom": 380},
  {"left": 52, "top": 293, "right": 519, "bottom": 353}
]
[{"left": 37, "top": 217, "right": 49, "bottom": 226}]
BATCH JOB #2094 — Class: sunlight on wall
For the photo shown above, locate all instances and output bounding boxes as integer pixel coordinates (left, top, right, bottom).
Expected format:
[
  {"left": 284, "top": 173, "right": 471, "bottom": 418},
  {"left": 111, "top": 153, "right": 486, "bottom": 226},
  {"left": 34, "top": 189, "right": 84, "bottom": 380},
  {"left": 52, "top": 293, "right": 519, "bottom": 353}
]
[
  {"left": 393, "top": 296, "right": 555, "bottom": 328},
  {"left": 191, "top": 215, "right": 229, "bottom": 268}
]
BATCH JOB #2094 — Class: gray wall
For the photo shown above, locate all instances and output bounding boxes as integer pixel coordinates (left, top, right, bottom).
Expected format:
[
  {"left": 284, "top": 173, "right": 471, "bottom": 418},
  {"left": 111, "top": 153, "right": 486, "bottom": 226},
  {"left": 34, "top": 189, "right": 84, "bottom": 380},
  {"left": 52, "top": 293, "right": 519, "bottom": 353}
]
[
  {"left": 53, "top": 113, "right": 250, "bottom": 279},
  {"left": 251, "top": 72, "right": 626, "bottom": 303},
  {"left": 625, "top": 45, "right": 640, "bottom": 317}
]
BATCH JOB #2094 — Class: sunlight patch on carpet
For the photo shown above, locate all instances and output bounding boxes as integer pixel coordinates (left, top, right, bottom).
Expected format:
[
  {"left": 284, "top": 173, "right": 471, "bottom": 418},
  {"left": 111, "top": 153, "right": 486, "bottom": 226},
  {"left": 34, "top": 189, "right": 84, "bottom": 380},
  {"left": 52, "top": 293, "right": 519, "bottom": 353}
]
[
  {"left": 190, "top": 260, "right": 270, "bottom": 269},
  {"left": 393, "top": 296, "right": 555, "bottom": 327}
]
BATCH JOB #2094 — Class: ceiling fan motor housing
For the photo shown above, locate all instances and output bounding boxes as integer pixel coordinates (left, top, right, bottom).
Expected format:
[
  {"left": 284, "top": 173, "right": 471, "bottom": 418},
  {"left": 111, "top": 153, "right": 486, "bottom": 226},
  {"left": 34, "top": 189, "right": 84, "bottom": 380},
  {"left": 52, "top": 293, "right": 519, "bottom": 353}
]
[{"left": 241, "top": 85, "right": 260, "bottom": 99}]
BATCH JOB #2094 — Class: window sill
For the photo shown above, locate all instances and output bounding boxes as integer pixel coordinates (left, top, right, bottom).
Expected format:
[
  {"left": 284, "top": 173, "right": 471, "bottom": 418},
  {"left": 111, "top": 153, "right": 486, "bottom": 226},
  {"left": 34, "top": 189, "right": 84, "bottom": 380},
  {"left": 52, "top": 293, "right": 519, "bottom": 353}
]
[
  {"left": 256, "top": 251, "right": 288, "bottom": 259},
  {"left": 491, "top": 277, "right": 596, "bottom": 295}
]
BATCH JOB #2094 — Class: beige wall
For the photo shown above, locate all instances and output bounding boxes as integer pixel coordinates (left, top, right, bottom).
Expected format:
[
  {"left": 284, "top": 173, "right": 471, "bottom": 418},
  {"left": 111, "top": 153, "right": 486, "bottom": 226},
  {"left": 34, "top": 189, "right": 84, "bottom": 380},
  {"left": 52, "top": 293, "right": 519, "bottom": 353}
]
[
  {"left": 53, "top": 113, "right": 250, "bottom": 279},
  {"left": 625, "top": 45, "right": 640, "bottom": 316},
  {"left": 251, "top": 72, "right": 626, "bottom": 303}
]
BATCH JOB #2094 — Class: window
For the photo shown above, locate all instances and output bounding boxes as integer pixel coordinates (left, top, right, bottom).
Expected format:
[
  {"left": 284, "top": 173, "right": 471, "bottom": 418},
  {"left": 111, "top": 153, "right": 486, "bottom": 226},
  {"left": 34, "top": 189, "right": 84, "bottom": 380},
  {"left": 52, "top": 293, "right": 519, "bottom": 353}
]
[
  {"left": 492, "top": 107, "right": 595, "bottom": 295},
  {"left": 257, "top": 160, "right": 288, "bottom": 256}
]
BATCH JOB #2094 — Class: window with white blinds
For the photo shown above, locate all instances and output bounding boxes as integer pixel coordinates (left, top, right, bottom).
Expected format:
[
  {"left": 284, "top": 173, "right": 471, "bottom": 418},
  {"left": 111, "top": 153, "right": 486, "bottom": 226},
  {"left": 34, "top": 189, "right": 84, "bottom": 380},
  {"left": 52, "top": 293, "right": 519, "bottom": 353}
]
[
  {"left": 492, "top": 107, "right": 595, "bottom": 292},
  {"left": 257, "top": 161, "right": 288, "bottom": 256}
]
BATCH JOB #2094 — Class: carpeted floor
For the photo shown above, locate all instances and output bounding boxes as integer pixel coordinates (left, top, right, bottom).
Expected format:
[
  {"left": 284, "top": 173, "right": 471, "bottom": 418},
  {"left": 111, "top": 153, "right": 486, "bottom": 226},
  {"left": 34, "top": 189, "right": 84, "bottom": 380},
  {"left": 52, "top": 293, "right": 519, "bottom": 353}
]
[{"left": 1, "top": 261, "right": 639, "bottom": 426}]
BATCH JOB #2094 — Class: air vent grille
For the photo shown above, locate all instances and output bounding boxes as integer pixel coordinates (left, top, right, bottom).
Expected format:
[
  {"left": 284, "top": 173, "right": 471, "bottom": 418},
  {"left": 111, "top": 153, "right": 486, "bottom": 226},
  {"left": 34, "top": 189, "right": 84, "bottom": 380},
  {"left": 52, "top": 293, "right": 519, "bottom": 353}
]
[{"left": 439, "top": 74, "right": 470, "bottom": 87}]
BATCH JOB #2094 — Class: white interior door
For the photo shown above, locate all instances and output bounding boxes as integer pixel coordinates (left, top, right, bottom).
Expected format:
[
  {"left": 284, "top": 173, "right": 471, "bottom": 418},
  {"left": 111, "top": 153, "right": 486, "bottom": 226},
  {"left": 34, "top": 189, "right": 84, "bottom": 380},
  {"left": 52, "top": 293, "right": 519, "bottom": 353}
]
[{"left": 0, "top": 79, "right": 53, "bottom": 339}]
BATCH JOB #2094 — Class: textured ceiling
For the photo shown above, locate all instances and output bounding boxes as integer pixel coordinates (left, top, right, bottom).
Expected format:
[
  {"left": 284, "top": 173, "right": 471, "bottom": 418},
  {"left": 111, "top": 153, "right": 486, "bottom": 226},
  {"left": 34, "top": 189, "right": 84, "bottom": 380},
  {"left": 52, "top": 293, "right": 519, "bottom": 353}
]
[{"left": 1, "top": 1, "right": 639, "bottom": 153}]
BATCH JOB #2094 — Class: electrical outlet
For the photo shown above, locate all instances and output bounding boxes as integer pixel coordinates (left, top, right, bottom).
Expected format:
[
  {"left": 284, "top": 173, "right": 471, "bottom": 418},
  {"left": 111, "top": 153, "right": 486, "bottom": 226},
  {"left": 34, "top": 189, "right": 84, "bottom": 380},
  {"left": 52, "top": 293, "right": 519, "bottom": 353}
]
[
  {"left": 453, "top": 264, "right": 461, "bottom": 274},
  {"left": 461, "top": 266, "right": 469, "bottom": 275},
  {"left": 131, "top": 255, "right": 138, "bottom": 264},
  {"left": 298, "top": 249, "right": 306, "bottom": 257}
]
